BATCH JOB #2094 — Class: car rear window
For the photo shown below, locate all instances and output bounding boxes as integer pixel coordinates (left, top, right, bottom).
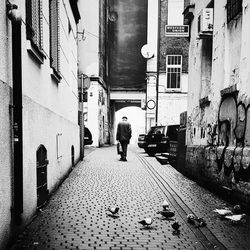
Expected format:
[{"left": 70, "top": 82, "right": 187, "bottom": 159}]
[{"left": 148, "top": 126, "right": 165, "bottom": 135}]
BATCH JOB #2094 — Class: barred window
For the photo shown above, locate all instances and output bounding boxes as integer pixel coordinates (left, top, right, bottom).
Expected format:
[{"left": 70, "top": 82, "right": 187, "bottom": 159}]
[
  {"left": 49, "top": 0, "right": 60, "bottom": 75},
  {"left": 166, "top": 55, "right": 182, "bottom": 89},
  {"left": 26, "top": 0, "right": 43, "bottom": 50},
  {"left": 226, "top": 0, "right": 242, "bottom": 23}
]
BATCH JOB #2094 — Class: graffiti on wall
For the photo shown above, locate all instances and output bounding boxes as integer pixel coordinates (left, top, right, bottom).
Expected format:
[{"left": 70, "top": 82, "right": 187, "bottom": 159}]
[
  {"left": 207, "top": 123, "right": 217, "bottom": 146},
  {"left": 187, "top": 106, "right": 199, "bottom": 144},
  {"left": 215, "top": 94, "right": 250, "bottom": 183}
]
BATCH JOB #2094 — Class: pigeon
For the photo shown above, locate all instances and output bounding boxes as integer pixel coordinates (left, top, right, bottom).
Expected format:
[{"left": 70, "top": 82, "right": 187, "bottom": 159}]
[
  {"left": 157, "top": 210, "right": 175, "bottom": 219},
  {"left": 162, "top": 200, "right": 170, "bottom": 210},
  {"left": 196, "top": 217, "right": 207, "bottom": 227},
  {"left": 171, "top": 220, "right": 180, "bottom": 234},
  {"left": 187, "top": 214, "right": 206, "bottom": 227},
  {"left": 213, "top": 208, "right": 232, "bottom": 216},
  {"left": 107, "top": 206, "right": 119, "bottom": 216},
  {"left": 225, "top": 214, "right": 246, "bottom": 224},
  {"left": 138, "top": 217, "right": 156, "bottom": 227},
  {"left": 187, "top": 213, "right": 197, "bottom": 224},
  {"left": 232, "top": 205, "right": 242, "bottom": 214}
]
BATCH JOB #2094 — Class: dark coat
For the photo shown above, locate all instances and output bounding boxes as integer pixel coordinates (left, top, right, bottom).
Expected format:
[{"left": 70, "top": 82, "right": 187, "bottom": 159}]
[{"left": 116, "top": 121, "right": 132, "bottom": 143}]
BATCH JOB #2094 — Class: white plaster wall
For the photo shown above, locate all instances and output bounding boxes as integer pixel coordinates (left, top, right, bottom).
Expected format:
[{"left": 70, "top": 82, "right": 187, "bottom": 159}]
[
  {"left": 22, "top": 1, "right": 79, "bottom": 124},
  {"left": 22, "top": 96, "right": 80, "bottom": 219},
  {"left": 19, "top": 0, "right": 80, "bottom": 221},
  {"left": 157, "top": 70, "right": 188, "bottom": 126},
  {"left": 86, "top": 82, "right": 99, "bottom": 146},
  {"left": 0, "top": 2, "right": 13, "bottom": 249},
  {"left": 0, "top": 83, "right": 12, "bottom": 250},
  {"left": 240, "top": 0, "right": 250, "bottom": 94},
  {"left": 158, "top": 93, "right": 187, "bottom": 126},
  {"left": 147, "top": 0, "right": 158, "bottom": 72}
]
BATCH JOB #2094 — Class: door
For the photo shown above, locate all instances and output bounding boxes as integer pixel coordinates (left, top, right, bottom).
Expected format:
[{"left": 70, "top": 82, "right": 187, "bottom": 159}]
[{"left": 36, "top": 145, "right": 49, "bottom": 208}]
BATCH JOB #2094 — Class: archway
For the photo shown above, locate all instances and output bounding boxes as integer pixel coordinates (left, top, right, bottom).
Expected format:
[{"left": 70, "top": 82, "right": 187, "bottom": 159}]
[
  {"left": 71, "top": 145, "right": 75, "bottom": 167},
  {"left": 36, "top": 145, "right": 49, "bottom": 209},
  {"left": 115, "top": 106, "right": 146, "bottom": 144}
]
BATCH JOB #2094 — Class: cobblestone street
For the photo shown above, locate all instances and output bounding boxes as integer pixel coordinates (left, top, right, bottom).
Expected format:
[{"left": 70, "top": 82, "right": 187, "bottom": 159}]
[{"left": 10, "top": 145, "right": 250, "bottom": 250}]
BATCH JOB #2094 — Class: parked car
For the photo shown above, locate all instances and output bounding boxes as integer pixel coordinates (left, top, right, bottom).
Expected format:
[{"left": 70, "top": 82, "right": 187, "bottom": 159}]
[
  {"left": 84, "top": 127, "right": 93, "bottom": 145},
  {"left": 144, "top": 124, "right": 179, "bottom": 156},
  {"left": 137, "top": 134, "right": 147, "bottom": 148}
]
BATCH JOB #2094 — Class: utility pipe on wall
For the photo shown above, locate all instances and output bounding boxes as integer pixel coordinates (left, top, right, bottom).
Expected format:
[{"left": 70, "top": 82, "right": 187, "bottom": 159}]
[
  {"left": 10, "top": 11, "right": 23, "bottom": 225},
  {"left": 155, "top": 0, "right": 161, "bottom": 126}
]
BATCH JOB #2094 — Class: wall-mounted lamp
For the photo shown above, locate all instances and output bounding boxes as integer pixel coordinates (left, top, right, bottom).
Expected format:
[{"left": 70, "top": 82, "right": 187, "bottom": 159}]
[{"left": 7, "top": 1, "right": 22, "bottom": 22}]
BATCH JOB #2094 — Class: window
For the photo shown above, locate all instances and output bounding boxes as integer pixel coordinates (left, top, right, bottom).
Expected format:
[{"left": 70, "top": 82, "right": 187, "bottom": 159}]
[
  {"left": 226, "top": 0, "right": 242, "bottom": 23},
  {"left": 166, "top": 55, "right": 182, "bottom": 89},
  {"left": 26, "top": 0, "right": 43, "bottom": 51},
  {"left": 49, "top": 0, "right": 60, "bottom": 76}
]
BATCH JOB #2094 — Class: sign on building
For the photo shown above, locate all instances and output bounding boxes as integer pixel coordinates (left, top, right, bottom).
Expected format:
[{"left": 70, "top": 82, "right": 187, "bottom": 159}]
[{"left": 165, "top": 25, "right": 189, "bottom": 37}]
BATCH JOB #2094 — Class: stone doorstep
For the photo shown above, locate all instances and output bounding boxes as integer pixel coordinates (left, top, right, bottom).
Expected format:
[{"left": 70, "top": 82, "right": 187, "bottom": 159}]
[{"left": 155, "top": 154, "right": 169, "bottom": 165}]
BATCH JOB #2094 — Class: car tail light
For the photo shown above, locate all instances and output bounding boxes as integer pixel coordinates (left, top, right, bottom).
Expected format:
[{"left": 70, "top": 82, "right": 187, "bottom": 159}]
[{"left": 161, "top": 136, "right": 168, "bottom": 143}]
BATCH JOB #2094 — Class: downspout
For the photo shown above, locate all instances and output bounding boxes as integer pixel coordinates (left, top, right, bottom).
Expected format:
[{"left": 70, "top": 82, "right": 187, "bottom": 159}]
[
  {"left": 11, "top": 17, "right": 23, "bottom": 224},
  {"left": 155, "top": 0, "right": 161, "bottom": 126}
]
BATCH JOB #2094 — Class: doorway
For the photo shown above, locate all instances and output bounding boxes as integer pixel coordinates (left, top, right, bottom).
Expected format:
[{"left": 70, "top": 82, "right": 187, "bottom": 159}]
[{"left": 36, "top": 145, "right": 49, "bottom": 208}]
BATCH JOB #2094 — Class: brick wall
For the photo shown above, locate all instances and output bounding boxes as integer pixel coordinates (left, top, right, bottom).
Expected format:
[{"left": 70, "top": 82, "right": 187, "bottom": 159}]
[
  {"left": 185, "top": 145, "right": 250, "bottom": 206},
  {"left": 159, "top": 0, "right": 189, "bottom": 72}
]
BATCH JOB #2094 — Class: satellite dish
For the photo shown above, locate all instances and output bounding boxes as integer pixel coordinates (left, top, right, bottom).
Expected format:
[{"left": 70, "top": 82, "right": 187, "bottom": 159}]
[{"left": 141, "top": 44, "right": 154, "bottom": 59}]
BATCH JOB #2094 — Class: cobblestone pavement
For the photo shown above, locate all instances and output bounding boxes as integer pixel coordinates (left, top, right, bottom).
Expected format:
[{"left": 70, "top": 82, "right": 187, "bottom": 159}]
[{"left": 10, "top": 145, "right": 250, "bottom": 250}]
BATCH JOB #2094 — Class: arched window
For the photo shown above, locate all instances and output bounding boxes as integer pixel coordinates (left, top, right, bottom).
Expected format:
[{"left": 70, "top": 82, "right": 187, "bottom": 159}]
[{"left": 36, "top": 145, "right": 49, "bottom": 208}]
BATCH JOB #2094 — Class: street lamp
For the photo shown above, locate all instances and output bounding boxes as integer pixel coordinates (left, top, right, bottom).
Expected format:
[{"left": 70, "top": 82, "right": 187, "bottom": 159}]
[{"left": 141, "top": 44, "right": 158, "bottom": 130}]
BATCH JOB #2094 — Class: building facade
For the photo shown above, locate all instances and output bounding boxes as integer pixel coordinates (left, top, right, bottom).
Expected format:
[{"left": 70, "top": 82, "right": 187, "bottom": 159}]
[
  {"left": 0, "top": 0, "right": 81, "bottom": 248},
  {"left": 145, "top": 0, "right": 190, "bottom": 130},
  {"left": 185, "top": 0, "right": 250, "bottom": 204},
  {"left": 78, "top": 0, "right": 109, "bottom": 147}
]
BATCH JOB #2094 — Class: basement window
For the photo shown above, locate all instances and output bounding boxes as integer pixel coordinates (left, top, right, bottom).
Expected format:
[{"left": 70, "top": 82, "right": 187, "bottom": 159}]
[{"left": 226, "top": 0, "right": 242, "bottom": 23}]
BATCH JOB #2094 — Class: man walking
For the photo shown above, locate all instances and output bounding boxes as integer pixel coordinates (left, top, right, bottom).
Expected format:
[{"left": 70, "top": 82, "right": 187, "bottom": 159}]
[{"left": 116, "top": 116, "right": 132, "bottom": 161}]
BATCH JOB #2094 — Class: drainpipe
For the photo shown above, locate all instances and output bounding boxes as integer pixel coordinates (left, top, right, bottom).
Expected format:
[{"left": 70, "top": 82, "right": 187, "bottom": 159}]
[
  {"left": 8, "top": 2, "right": 23, "bottom": 224},
  {"left": 155, "top": 0, "right": 161, "bottom": 126}
]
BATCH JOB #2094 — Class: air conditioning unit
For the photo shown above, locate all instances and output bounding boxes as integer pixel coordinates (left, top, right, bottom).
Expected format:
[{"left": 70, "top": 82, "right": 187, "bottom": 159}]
[{"left": 197, "top": 8, "right": 213, "bottom": 38}]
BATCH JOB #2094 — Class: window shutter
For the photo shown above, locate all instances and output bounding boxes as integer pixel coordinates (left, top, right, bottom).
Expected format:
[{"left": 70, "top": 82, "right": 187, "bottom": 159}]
[
  {"left": 26, "top": 0, "right": 43, "bottom": 50},
  {"left": 49, "top": 0, "right": 60, "bottom": 74}
]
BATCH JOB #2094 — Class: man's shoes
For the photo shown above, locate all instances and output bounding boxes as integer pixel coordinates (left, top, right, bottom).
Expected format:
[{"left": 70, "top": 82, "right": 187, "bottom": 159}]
[{"left": 119, "top": 158, "right": 127, "bottom": 162}]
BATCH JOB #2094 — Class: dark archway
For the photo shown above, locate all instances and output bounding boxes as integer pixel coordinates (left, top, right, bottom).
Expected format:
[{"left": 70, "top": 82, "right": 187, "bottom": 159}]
[
  {"left": 71, "top": 145, "right": 75, "bottom": 167},
  {"left": 36, "top": 145, "right": 49, "bottom": 209}
]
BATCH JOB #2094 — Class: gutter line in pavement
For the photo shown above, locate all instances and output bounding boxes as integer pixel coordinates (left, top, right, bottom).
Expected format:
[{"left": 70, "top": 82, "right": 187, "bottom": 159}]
[{"left": 136, "top": 153, "right": 227, "bottom": 250}]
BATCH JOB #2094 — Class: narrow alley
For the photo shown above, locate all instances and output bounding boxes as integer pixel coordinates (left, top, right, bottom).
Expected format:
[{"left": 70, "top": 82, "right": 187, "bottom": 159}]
[{"left": 9, "top": 146, "right": 250, "bottom": 250}]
